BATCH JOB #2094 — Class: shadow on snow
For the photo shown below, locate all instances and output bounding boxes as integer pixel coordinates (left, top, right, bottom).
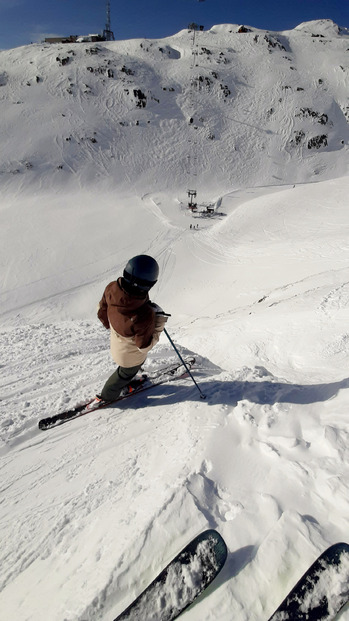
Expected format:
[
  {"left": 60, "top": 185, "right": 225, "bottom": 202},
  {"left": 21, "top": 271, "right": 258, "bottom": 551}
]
[{"left": 124, "top": 376, "right": 349, "bottom": 408}]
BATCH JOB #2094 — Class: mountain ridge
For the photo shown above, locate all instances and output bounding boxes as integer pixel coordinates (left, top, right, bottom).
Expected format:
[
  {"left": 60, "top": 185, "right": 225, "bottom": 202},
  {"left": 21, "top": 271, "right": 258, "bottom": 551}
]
[{"left": 0, "top": 18, "right": 348, "bottom": 197}]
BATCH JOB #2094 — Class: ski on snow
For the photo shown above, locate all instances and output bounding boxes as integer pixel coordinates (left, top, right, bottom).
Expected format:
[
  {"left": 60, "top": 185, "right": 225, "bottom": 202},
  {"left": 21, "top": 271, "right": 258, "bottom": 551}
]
[
  {"left": 38, "top": 357, "right": 195, "bottom": 430},
  {"left": 268, "top": 542, "right": 349, "bottom": 621},
  {"left": 113, "top": 529, "right": 227, "bottom": 621},
  {"left": 113, "top": 539, "right": 348, "bottom": 621}
]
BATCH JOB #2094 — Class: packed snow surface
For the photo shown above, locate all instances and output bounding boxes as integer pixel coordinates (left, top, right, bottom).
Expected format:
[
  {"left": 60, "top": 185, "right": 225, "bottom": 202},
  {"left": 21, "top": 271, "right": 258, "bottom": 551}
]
[{"left": 0, "top": 18, "right": 349, "bottom": 621}]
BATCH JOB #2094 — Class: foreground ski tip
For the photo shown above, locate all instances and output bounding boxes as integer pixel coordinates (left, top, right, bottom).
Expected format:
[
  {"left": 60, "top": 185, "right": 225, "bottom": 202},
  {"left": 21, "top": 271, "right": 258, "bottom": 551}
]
[
  {"left": 268, "top": 542, "right": 349, "bottom": 621},
  {"left": 114, "top": 529, "right": 227, "bottom": 621}
]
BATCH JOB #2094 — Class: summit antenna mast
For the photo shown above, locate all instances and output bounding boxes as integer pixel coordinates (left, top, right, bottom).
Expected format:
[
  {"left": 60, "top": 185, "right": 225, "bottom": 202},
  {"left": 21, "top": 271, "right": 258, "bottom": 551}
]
[{"left": 103, "top": 0, "right": 115, "bottom": 41}]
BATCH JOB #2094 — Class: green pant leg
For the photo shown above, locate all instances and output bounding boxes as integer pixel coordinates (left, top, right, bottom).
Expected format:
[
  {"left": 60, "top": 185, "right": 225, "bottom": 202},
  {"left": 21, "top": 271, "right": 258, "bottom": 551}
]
[{"left": 101, "top": 363, "right": 143, "bottom": 401}]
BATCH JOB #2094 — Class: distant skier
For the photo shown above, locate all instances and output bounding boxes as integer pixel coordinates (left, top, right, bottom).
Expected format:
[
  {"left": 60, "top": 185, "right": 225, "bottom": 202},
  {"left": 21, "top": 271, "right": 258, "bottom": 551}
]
[{"left": 94, "top": 255, "right": 167, "bottom": 405}]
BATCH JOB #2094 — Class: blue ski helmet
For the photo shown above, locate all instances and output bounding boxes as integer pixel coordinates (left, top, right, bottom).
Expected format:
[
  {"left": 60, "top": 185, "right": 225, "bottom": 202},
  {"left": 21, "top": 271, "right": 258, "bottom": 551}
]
[{"left": 123, "top": 255, "right": 159, "bottom": 291}]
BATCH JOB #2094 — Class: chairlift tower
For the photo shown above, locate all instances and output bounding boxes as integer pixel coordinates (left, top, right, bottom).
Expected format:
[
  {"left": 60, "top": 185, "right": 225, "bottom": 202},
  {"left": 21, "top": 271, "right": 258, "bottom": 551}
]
[
  {"left": 103, "top": 0, "right": 115, "bottom": 41},
  {"left": 186, "top": 23, "right": 204, "bottom": 209},
  {"left": 187, "top": 190, "right": 197, "bottom": 211}
]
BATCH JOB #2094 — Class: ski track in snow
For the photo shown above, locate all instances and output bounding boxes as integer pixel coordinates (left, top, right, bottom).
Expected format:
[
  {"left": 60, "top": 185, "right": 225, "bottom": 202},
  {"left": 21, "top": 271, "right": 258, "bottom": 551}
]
[{"left": 1, "top": 18, "right": 349, "bottom": 621}]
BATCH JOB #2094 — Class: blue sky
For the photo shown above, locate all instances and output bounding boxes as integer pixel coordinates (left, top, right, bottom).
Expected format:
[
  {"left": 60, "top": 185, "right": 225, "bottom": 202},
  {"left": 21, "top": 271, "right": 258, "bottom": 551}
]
[{"left": 0, "top": 0, "right": 348, "bottom": 50}]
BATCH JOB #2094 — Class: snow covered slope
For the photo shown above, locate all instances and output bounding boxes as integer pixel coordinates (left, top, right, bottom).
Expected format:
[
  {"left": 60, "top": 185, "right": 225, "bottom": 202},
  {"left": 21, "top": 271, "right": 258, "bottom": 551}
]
[
  {"left": 0, "top": 18, "right": 349, "bottom": 621},
  {"left": 0, "top": 18, "right": 348, "bottom": 196}
]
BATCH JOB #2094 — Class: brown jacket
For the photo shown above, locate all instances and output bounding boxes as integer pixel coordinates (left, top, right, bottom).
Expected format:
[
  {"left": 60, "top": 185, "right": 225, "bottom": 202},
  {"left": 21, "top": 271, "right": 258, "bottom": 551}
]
[{"left": 98, "top": 278, "right": 166, "bottom": 367}]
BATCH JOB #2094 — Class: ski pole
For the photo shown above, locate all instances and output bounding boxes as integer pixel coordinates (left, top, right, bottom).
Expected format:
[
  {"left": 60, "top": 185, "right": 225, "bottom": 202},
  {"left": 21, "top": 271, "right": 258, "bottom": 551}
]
[{"left": 163, "top": 327, "right": 206, "bottom": 399}]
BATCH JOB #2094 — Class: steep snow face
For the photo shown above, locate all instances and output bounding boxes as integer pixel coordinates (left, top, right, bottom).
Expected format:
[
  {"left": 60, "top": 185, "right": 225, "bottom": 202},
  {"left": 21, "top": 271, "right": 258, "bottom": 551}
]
[
  {"left": 1, "top": 176, "right": 349, "bottom": 621},
  {"left": 1, "top": 19, "right": 349, "bottom": 621},
  {"left": 0, "top": 21, "right": 348, "bottom": 197}
]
